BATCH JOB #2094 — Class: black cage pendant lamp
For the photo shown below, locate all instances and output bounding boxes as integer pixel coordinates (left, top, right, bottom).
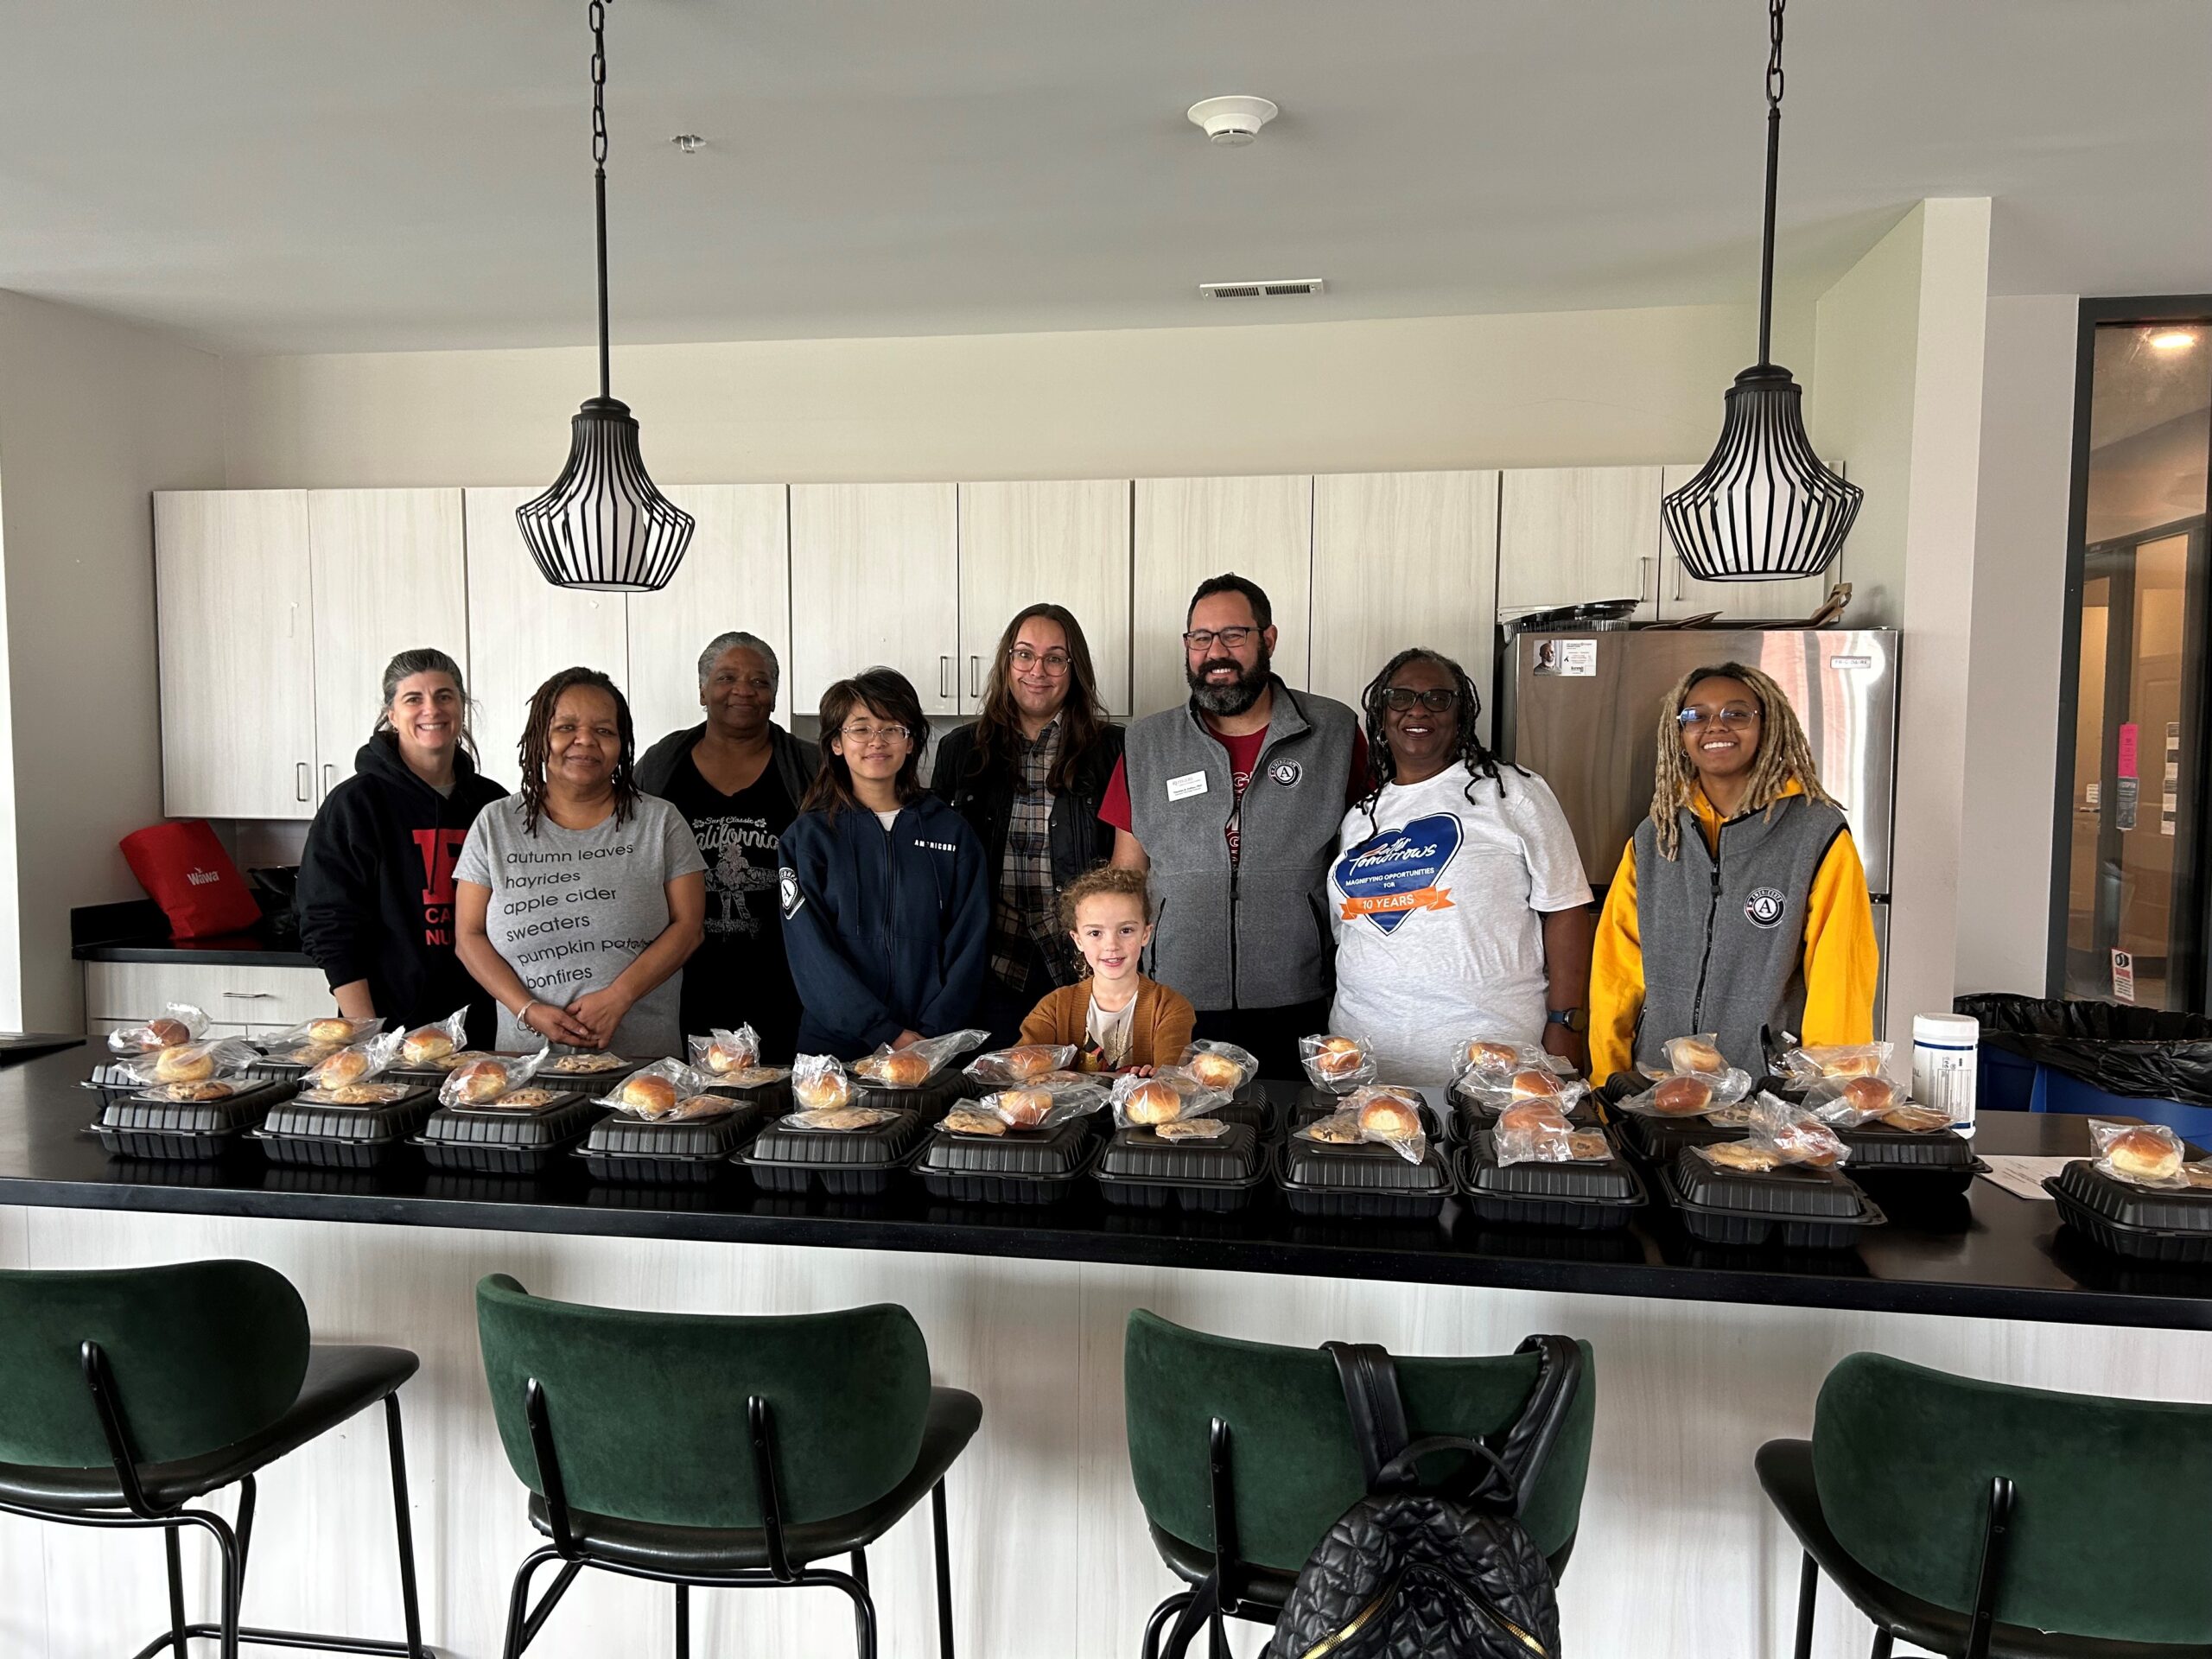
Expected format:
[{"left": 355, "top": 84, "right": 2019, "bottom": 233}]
[
  {"left": 517, "top": 0, "right": 694, "bottom": 593},
  {"left": 1662, "top": 0, "right": 1861, "bottom": 582}
]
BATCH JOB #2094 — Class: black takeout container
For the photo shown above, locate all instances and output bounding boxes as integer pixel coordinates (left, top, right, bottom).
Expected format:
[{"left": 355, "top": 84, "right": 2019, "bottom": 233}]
[
  {"left": 252, "top": 1086, "right": 439, "bottom": 1169},
  {"left": 1276, "top": 1135, "right": 1456, "bottom": 1221},
  {"left": 1459, "top": 1129, "right": 1646, "bottom": 1231},
  {"left": 416, "top": 1094, "right": 603, "bottom": 1176},
  {"left": 1659, "top": 1147, "right": 1882, "bottom": 1249},
  {"left": 2045, "top": 1160, "right": 2212, "bottom": 1264},
  {"left": 93, "top": 1080, "right": 293, "bottom": 1160},
  {"left": 917, "top": 1115, "right": 1098, "bottom": 1205},
  {"left": 580, "top": 1101, "right": 771, "bottom": 1185},
  {"left": 741, "top": 1109, "right": 926, "bottom": 1196},
  {"left": 1096, "top": 1122, "right": 1270, "bottom": 1212}
]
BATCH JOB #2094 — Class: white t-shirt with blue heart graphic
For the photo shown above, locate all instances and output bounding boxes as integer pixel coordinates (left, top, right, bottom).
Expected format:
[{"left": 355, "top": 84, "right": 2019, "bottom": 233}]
[{"left": 1327, "top": 763, "right": 1592, "bottom": 1084}]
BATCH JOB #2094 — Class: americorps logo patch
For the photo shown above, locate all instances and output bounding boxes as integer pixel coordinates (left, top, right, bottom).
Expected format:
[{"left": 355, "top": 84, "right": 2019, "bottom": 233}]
[
  {"left": 779, "top": 868, "right": 804, "bottom": 919},
  {"left": 1268, "top": 760, "right": 1302, "bottom": 787},
  {"left": 1332, "top": 812, "right": 1460, "bottom": 935},
  {"left": 1745, "top": 886, "right": 1788, "bottom": 929}
]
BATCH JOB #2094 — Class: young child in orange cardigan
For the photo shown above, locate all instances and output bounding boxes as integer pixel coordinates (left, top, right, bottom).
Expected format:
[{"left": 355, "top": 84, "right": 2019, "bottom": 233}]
[{"left": 1019, "top": 866, "right": 1196, "bottom": 1074}]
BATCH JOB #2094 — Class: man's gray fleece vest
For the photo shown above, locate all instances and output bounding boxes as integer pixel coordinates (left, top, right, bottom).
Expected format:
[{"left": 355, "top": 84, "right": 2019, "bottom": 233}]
[
  {"left": 1631, "top": 793, "right": 1848, "bottom": 1075},
  {"left": 1124, "top": 680, "right": 1358, "bottom": 1011}
]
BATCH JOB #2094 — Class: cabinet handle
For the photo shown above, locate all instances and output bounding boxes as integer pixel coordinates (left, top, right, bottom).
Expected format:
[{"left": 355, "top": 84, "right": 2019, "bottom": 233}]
[
  {"left": 295, "top": 761, "right": 309, "bottom": 802},
  {"left": 939, "top": 656, "right": 951, "bottom": 699},
  {"left": 969, "top": 655, "right": 981, "bottom": 697},
  {"left": 1672, "top": 553, "right": 1686, "bottom": 604},
  {"left": 221, "top": 991, "right": 274, "bottom": 1001},
  {"left": 322, "top": 762, "right": 335, "bottom": 796},
  {"left": 1637, "top": 555, "right": 1656, "bottom": 610}
]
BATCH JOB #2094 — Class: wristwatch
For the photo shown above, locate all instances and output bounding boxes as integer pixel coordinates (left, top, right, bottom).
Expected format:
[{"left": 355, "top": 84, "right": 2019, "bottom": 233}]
[{"left": 1546, "top": 1007, "right": 1588, "bottom": 1034}]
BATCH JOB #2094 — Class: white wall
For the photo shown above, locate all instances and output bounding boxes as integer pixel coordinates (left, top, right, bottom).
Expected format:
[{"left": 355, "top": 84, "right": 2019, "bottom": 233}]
[
  {"left": 0, "top": 291, "right": 226, "bottom": 1029},
  {"left": 219, "top": 301, "right": 1788, "bottom": 487},
  {"left": 1958, "top": 296, "right": 2078, "bottom": 997}
]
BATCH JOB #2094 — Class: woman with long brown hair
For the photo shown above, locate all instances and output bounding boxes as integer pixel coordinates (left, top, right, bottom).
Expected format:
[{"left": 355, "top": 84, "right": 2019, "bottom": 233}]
[
  {"left": 929, "top": 603, "right": 1125, "bottom": 1044},
  {"left": 1588, "top": 660, "right": 1878, "bottom": 1080},
  {"left": 779, "top": 667, "right": 988, "bottom": 1059},
  {"left": 454, "top": 666, "right": 706, "bottom": 1057}
]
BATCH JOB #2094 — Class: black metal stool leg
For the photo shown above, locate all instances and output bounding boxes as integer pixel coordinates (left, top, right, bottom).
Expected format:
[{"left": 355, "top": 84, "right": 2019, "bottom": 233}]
[
  {"left": 164, "top": 1525, "right": 190, "bottom": 1659},
  {"left": 931, "top": 1479, "right": 955, "bottom": 1659},
  {"left": 502, "top": 1546, "right": 581, "bottom": 1659},
  {"left": 850, "top": 1547, "right": 872, "bottom": 1657},
  {"left": 1142, "top": 1592, "right": 1194, "bottom": 1659},
  {"left": 673, "top": 1583, "right": 690, "bottom": 1659},
  {"left": 233, "top": 1477, "right": 258, "bottom": 1592},
  {"left": 382, "top": 1395, "right": 426, "bottom": 1659},
  {"left": 1793, "top": 1552, "right": 1818, "bottom": 1659},
  {"left": 1870, "top": 1631, "right": 1894, "bottom": 1659}
]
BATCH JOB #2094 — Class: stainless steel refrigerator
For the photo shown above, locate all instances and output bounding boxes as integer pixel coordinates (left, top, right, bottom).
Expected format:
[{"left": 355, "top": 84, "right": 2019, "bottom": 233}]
[{"left": 1497, "top": 626, "right": 1901, "bottom": 1025}]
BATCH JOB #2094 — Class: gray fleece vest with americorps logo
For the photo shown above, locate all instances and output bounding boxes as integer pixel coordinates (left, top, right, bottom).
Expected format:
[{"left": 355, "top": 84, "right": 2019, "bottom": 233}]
[
  {"left": 1124, "top": 680, "right": 1359, "bottom": 1011},
  {"left": 1631, "top": 792, "right": 1848, "bottom": 1075}
]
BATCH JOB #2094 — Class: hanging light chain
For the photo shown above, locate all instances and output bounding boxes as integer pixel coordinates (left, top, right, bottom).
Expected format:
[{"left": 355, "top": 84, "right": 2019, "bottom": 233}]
[
  {"left": 589, "top": 0, "right": 608, "bottom": 172},
  {"left": 1767, "top": 0, "right": 1786, "bottom": 115}
]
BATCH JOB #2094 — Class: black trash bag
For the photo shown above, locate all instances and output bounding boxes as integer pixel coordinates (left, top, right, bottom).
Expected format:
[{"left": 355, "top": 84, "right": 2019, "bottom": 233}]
[{"left": 1955, "top": 993, "right": 2212, "bottom": 1105}]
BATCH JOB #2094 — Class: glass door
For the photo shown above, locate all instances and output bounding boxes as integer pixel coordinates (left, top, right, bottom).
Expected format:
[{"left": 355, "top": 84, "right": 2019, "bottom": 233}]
[{"left": 2057, "top": 310, "right": 2212, "bottom": 1007}]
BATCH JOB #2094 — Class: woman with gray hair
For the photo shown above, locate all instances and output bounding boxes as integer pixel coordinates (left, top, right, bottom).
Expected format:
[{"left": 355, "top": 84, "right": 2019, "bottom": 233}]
[
  {"left": 637, "top": 631, "right": 819, "bottom": 1059},
  {"left": 296, "top": 646, "right": 511, "bottom": 1046}
]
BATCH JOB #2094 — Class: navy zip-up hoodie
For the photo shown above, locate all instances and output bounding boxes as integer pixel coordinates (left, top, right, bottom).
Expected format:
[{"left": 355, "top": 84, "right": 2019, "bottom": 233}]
[{"left": 778, "top": 792, "right": 989, "bottom": 1058}]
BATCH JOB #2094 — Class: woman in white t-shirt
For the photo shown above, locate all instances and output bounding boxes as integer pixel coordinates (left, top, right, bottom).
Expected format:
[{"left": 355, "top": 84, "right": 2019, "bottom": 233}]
[{"left": 1326, "top": 649, "right": 1595, "bottom": 1084}]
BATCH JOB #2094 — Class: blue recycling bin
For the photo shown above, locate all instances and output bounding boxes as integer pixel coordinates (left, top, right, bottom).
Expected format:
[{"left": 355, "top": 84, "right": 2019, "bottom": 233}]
[{"left": 1956, "top": 994, "right": 2212, "bottom": 1144}]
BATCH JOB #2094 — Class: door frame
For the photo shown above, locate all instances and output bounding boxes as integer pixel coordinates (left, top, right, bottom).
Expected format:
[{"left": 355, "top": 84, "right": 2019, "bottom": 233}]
[{"left": 2050, "top": 295, "right": 2212, "bottom": 1003}]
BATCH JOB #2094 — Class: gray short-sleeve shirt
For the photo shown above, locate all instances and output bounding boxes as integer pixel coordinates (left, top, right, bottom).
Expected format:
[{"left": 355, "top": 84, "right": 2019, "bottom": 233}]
[{"left": 455, "top": 794, "right": 706, "bottom": 1057}]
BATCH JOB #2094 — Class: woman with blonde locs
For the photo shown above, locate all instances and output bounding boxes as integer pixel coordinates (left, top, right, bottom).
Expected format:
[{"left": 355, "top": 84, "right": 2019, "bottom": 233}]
[{"left": 1588, "top": 659, "right": 1878, "bottom": 1080}]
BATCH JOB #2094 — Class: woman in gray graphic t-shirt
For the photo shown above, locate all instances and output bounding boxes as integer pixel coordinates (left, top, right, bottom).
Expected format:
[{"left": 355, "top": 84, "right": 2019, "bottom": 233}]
[{"left": 456, "top": 667, "right": 706, "bottom": 1058}]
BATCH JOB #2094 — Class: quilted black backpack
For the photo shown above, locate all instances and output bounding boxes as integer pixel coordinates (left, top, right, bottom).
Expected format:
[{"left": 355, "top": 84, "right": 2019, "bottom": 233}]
[{"left": 1159, "top": 1332, "right": 1583, "bottom": 1659}]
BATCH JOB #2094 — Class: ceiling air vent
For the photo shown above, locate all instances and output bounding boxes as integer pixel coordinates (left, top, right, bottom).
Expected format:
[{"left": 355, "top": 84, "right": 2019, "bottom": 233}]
[{"left": 1199, "top": 278, "right": 1326, "bottom": 300}]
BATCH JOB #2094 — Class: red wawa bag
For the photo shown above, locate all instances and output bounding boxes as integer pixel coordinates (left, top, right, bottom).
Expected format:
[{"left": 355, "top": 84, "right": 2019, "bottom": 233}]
[{"left": 119, "top": 821, "right": 261, "bottom": 939}]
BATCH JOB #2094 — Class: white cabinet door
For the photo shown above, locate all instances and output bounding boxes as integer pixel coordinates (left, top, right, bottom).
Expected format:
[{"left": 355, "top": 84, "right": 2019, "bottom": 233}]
[
  {"left": 307, "top": 489, "right": 468, "bottom": 803},
  {"left": 957, "top": 480, "right": 1133, "bottom": 715},
  {"left": 84, "top": 960, "right": 333, "bottom": 1027},
  {"left": 1496, "top": 467, "right": 1662, "bottom": 617},
  {"left": 626, "top": 485, "right": 792, "bottom": 743},
  {"left": 1309, "top": 471, "right": 1501, "bottom": 741},
  {"left": 461, "top": 488, "right": 632, "bottom": 789},
  {"left": 1656, "top": 462, "right": 1840, "bottom": 621},
  {"left": 1131, "top": 475, "right": 1313, "bottom": 717},
  {"left": 155, "top": 491, "right": 320, "bottom": 820},
  {"left": 789, "top": 483, "right": 960, "bottom": 715}
]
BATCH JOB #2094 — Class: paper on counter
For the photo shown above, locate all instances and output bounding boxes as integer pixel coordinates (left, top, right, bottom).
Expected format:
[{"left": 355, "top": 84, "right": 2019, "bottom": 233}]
[{"left": 1975, "top": 1155, "right": 2075, "bottom": 1202}]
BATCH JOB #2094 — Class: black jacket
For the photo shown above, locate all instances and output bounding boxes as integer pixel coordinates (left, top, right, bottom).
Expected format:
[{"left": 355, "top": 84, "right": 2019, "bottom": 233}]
[
  {"left": 296, "top": 734, "right": 508, "bottom": 1043},
  {"left": 929, "top": 717, "right": 1124, "bottom": 893},
  {"left": 637, "top": 722, "right": 817, "bottom": 805}
]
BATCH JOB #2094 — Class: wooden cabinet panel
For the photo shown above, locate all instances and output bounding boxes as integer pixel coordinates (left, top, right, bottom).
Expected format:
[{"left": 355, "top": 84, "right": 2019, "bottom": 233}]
[
  {"left": 1496, "top": 467, "right": 1662, "bottom": 617},
  {"left": 788, "top": 483, "right": 960, "bottom": 715},
  {"left": 307, "top": 489, "right": 468, "bottom": 804},
  {"left": 84, "top": 960, "right": 332, "bottom": 1027},
  {"left": 1310, "top": 471, "right": 1501, "bottom": 741},
  {"left": 625, "top": 485, "right": 792, "bottom": 744},
  {"left": 461, "top": 488, "right": 631, "bottom": 790},
  {"left": 1656, "top": 462, "right": 1839, "bottom": 621},
  {"left": 155, "top": 491, "right": 320, "bottom": 820},
  {"left": 1131, "top": 475, "right": 1313, "bottom": 717},
  {"left": 957, "top": 480, "right": 1133, "bottom": 715}
]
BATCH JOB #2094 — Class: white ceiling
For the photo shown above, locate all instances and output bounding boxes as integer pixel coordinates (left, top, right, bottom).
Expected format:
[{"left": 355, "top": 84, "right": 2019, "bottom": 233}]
[{"left": 1, "top": 1, "right": 2207, "bottom": 356}]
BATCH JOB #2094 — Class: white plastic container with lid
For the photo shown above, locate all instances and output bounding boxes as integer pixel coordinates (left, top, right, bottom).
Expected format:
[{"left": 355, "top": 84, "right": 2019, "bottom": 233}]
[{"left": 1912, "top": 1013, "right": 1980, "bottom": 1137}]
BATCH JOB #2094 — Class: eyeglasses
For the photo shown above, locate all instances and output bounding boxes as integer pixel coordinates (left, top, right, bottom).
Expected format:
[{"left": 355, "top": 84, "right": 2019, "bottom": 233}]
[
  {"left": 1008, "top": 646, "right": 1071, "bottom": 674},
  {"left": 1184, "top": 626, "right": 1259, "bottom": 652},
  {"left": 1381, "top": 687, "right": 1461, "bottom": 714},
  {"left": 839, "top": 721, "right": 910, "bottom": 743},
  {"left": 1676, "top": 706, "right": 1760, "bottom": 729}
]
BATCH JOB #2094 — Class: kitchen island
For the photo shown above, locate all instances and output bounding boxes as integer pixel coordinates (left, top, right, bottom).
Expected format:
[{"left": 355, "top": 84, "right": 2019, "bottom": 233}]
[{"left": 3, "top": 1047, "right": 2206, "bottom": 1657}]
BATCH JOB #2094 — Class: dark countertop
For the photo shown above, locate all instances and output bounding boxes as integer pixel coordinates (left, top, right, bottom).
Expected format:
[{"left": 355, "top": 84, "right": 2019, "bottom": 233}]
[
  {"left": 70, "top": 897, "right": 311, "bottom": 967},
  {"left": 3, "top": 1048, "right": 2203, "bottom": 1331}
]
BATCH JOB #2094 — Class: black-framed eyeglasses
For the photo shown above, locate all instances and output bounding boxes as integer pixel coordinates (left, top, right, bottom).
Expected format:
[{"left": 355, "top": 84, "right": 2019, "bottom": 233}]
[
  {"left": 1381, "top": 687, "right": 1461, "bottom": 714},
  {"left": 1008, "top": 646, "right": 1071, "bottom": 674},
  {"left": 1676, "top": 705, "right": 1760, "bottom": 729},
  {"left": 1184, "top": 626, "right": 1259, "bottom": 652}
]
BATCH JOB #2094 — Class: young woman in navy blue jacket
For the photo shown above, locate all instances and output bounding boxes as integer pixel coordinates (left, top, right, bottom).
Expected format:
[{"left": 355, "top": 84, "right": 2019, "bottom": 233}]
[{"left": 777, "top": 667, "right": 989, "bottom": 1059}]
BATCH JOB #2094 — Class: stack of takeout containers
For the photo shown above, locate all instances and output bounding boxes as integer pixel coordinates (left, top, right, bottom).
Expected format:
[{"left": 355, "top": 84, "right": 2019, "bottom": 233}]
[
  {"left": 579, "top": 1058, "right": 784, "bottom": 1184},
  {"left": 254, "top": 1083, "right": 439, "bottom": 1169},
  {"left": 1276, "top": 1047, "right": 1457, "bottom": 1219}
]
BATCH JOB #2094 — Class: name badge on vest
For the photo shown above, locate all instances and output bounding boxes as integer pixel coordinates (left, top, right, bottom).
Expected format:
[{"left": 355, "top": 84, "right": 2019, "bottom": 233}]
[{"left": 1166, "top": 771, "right": 1209, "bottom": 803}]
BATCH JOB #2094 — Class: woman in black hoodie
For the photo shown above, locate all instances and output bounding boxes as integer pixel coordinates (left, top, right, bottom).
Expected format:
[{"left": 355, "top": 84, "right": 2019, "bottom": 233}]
[{"left": 296, "top": 648, "right": 509, "bottom": 1046}]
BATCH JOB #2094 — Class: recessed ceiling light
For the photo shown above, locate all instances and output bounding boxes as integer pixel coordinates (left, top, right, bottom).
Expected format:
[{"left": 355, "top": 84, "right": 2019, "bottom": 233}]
[
  {"left": 670, "top": 133, "right": 707, "bottom": 155},
  {"left": 1186, "top": 96, "right": 1279, "bottom": 147},
  {"left": 2148, "top": 327, "right": 2199, "bottom": 352}
]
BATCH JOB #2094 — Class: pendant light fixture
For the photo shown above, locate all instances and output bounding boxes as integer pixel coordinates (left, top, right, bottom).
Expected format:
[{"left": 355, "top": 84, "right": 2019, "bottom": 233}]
[
  {"left": 1662, "top": 0, "right": 1861, "bottom": 582},
  {"left": 517, "top": 0, "right": 694, "bottom": 592}
]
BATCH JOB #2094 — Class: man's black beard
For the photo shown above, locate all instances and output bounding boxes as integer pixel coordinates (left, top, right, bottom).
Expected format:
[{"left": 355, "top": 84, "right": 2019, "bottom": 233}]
[{"left": 1188, "top": 650, "right": 1271, "bottom": 717}]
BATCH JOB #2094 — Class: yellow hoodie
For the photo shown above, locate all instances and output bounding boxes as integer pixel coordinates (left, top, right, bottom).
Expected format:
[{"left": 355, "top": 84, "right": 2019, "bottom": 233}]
[{"left": 1588, "top": 779, "right": 1878, "bottom": 1082}]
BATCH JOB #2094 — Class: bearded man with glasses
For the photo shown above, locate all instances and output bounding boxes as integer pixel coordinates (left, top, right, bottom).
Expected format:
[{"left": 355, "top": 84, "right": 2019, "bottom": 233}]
[{"left": 1101, "top": 573, "right": 1366, "bottom": 1078}]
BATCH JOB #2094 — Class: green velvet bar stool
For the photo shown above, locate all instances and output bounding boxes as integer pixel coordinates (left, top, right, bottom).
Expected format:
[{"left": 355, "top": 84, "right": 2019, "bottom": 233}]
[
  {"left": 0, "top": 1259, "right": 427, "bottom": 1659},
  {"left": 1122, "top": 1309, "right": 1597, "bottom": 1658},
  {"left": 475, "top": 1274, "right": 979, "bottom": 1659},
  {"left": 1758, "top": 1351, "right": 2212, "bottom": 1659}
]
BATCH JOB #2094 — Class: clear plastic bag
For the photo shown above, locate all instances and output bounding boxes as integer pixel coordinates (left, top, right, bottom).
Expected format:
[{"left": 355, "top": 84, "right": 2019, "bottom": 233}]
[
  {"left": 541, "top": 1047, "right": 634, "bottom": 1077},
  {"left": 1454, "top": 1069, "right": 1592, "bottom": 1116},
  {"left": 1178, "top": 1039, "right": 1259, "bottom": 1096},
  {"left": 689, "top": 1024, "right": 763, "bottom": 1078},
  {"left": 1748, "top": 1093, "right": 1851, "bottom": 1167},
  {"left": 1154, "top": 1117, "right": 1232, "bottom": 1143},
  {"left": 791, "top": 1054, "right": 855, "bottom": 1113},
  {"left": 398, "top": 1007, "right": 472, "bottom": 1068},
  {"left": 438, "top": 1046, "right": 554, "bottom": 1108},
  {"left": 2088, "top": 1116, "right": 2188, "bottom": 1187},
  {"left": 1804, "top": 1075, "right": 1911, "bottom": 1128},
  {"left": 598, "top": 1058, "right": 720, "bottom": 1122},
  {"left": 960, "top": 1078, "right": 1111, "bottom": 1133},
  {"left": 1662, "top": 1033, "right": 1735, "bottom": 1079},
  {"left": 302, "top": 1029, "right": 405, "bottom": 1093},
  {"left": 1295, "top": 1090, "right": 1428, "bottom": 1164},
  {"left": 1299, "top": 1033, "right": 1377, "bottom": 1094},
  {"left": 784, "top": 1105, "right": 902, "bottom": 1133},
  {"left": 1454, "top": 1037, "right": 1554, "bottom": 1081},
  {"left": 106, "top": 1002, "right": 211, "bottom": 1056},
  {"left": 1495, "top": 1106, "right": 1611, "bottom": 1167},
  {"left": 1613, "top": 1068, "right": 1754, "bottom": 1118},
  {"left": 852, "top": 1027, "right": 989, "bottom": 1089},
  {"left": 963, "top": 1044, "right": 1080, "bottom": 1088},
  {"left": 265, "top": 1014, "right": 387, "bottom": 1051},
  {"left": 1776, "top": 1041, "right": 1893, "bottom": 1086},
  {"left": 1110, "top": 1068, "right": 1230, "bottom": 1128}
]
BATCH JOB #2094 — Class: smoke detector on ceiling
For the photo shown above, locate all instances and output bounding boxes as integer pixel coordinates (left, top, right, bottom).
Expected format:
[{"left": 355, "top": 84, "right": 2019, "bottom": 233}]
[
  {"left": 1186, "top": 95, "right": 1279, "bottom": 146},
  {"left": 1200, "top": 277, "right": 1326, "bottom": 300}
]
